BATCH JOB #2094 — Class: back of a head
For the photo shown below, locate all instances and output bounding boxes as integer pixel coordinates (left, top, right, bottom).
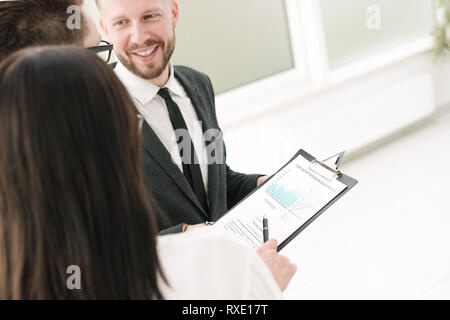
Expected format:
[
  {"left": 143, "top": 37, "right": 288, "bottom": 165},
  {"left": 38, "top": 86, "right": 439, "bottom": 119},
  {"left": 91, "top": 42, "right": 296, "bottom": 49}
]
[
  {"left": 0, "top": 46, "right": 164, "bottom": 299},
  {"left": 0, "top": 0, "right": 88, "bottom": 61}
]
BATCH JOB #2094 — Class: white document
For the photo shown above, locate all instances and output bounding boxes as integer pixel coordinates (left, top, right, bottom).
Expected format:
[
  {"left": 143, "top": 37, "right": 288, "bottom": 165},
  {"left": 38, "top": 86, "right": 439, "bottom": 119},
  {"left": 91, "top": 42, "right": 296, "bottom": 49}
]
[{"left": 212, "top": 154, "right": 348, "bottom": 249}]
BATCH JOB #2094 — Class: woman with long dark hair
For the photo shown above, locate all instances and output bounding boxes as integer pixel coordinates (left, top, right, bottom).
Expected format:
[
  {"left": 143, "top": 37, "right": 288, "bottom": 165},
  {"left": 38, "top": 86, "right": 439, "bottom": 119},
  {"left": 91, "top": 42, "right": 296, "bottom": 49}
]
[
  {"left": 0, "top": 47, "right": 294, "bottom": 299},
  {"left": 0, "top": 46, "right": 165, "bottom": 299}
]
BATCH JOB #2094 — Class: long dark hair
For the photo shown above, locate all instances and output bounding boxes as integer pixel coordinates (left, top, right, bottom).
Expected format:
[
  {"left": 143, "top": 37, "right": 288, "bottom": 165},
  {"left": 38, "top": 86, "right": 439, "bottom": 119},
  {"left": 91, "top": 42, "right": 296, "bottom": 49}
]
[{"left": 0, "top": 46, "right": 165, "bottom": 299}]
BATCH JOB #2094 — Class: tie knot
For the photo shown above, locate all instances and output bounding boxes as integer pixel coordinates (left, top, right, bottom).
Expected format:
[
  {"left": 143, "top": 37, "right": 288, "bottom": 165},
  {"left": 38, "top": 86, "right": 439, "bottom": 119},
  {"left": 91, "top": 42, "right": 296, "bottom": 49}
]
[{"left": 158, "top": 87, "right": 171, "bottom": 101}]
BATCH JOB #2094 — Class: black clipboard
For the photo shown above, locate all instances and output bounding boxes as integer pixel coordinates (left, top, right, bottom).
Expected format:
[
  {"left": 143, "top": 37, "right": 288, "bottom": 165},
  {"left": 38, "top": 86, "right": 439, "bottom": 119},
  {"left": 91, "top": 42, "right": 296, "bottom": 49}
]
[{"left": 222, "top": 149, "right": 358, "bottom": 252}]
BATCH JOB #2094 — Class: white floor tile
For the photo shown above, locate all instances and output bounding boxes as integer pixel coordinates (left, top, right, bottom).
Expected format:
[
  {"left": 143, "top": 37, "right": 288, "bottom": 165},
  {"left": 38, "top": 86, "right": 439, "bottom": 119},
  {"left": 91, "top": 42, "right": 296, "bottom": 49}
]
[
  {"left": 285, "top": 256, "right": 436, "bottom": 300},
  {"left": 293, "top": 196, "right": 416, "bottom": 256},
  {"left": 283, "top": 109, "right": 450, "bottom": 299},
  {"left": 354, "top": 218, "right": 450, "bottom": 280},
  {"left": 281, "top": 237, "right": 352, "bottom": 291},
  {"left": 418, "top": 276, "right": 450, "bottom": 299}
]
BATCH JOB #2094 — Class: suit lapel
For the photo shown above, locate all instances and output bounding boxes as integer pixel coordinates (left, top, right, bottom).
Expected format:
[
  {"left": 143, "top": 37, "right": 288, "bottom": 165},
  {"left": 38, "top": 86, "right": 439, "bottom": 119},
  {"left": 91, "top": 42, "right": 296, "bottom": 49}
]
[
  {"left": 174, "top": 68, "right": 220, "bottom": 218},
  {"left": 141, "top": 121, "right": 208, "bottom": 218}
]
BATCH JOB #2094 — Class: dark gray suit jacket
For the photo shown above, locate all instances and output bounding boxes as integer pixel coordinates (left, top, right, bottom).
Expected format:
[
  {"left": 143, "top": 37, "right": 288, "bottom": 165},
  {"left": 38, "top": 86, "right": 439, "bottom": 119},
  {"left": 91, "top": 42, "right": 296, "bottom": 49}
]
[{"left": 141, "top": 65, "right": 262, "bottom": 235}]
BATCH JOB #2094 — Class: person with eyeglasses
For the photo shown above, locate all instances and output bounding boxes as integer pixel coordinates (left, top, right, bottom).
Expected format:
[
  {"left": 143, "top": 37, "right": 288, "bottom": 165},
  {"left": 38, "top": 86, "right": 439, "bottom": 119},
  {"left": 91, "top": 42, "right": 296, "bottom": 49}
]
[{"left": 0, "top": 0, "right": 116, "bottom": 65}]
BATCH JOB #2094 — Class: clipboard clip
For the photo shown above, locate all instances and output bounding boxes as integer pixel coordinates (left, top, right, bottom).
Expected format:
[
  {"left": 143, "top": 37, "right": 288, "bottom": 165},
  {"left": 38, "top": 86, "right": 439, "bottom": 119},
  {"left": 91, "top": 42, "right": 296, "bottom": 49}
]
[{"left": 309, "top": 159, "right": 342, "bottom": 181}]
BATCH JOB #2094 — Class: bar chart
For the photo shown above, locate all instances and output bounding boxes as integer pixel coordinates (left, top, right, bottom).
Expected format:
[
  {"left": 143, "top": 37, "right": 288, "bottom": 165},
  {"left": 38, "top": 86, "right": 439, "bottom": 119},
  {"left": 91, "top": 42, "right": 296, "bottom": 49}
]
[{"left": 266, "top": 183, "right": 301, "bottom": 208}]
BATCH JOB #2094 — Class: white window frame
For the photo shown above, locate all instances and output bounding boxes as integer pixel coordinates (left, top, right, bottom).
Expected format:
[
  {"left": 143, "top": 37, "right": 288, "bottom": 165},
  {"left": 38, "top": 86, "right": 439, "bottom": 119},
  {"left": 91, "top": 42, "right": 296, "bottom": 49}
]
[{"left": 216, "top": 0, "right": 434, "bottom": 128}]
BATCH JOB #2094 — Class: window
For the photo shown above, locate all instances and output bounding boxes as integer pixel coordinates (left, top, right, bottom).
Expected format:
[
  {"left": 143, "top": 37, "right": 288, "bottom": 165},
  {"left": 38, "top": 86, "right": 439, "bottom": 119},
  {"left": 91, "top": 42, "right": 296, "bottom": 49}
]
[
  {"left": 319, "top": 0, "right": 435, "bottom": 68},
  {"left": 172, "top": 0, "right": 295, "bottom": 94}
]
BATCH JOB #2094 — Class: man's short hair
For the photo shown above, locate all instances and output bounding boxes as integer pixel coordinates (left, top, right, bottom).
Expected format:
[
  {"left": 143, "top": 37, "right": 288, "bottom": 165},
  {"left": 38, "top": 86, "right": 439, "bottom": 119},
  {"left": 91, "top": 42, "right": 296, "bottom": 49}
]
[
  {"left": 95, "top": 0, "right": 172, "bottom": 12},
  {"left": 0, "top": 0, "right": 89, "bottom": 61}
]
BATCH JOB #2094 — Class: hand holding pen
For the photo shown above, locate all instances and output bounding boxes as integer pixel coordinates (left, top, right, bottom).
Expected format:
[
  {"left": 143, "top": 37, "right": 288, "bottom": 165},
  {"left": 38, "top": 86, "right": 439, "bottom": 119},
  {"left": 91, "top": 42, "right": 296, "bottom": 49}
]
[{"left": 257, "top": 219, "right": 297, "bottom": 291}]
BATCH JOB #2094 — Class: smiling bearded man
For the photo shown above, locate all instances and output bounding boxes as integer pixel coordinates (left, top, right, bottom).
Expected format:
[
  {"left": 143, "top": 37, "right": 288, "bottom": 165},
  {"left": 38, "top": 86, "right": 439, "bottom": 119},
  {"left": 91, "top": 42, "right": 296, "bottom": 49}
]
[
  {"left": 96, "top": 0, "right": 269, "bottom": 235},
  {"left": 115, "top": 16, "right": 176, "bottom": 81}
]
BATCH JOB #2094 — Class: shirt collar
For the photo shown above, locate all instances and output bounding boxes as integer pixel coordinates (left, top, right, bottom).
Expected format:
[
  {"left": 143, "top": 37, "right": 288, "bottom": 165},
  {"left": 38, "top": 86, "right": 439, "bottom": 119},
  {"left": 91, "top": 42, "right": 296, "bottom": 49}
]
[{"left": 114, "top": 61, "right": 184, "bottom": 106}]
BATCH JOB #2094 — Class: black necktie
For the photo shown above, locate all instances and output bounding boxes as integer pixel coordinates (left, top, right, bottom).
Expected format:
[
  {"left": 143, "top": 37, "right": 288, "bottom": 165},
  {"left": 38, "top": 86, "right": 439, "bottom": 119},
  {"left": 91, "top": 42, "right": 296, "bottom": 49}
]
[{"left": 158, "top": 88, "right": 208, "bottom": 213}]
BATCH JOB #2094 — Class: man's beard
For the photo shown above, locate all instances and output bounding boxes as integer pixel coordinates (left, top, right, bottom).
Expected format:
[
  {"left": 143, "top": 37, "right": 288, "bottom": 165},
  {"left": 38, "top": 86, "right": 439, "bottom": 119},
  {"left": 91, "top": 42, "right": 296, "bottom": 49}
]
[{"left": 117, "top": 34, "right": 176, "bottom": 80}]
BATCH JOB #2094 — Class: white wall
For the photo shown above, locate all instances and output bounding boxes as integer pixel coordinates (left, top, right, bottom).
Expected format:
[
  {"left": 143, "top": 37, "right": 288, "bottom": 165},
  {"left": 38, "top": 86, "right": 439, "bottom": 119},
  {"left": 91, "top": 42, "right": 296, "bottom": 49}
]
[
  {"left": 433, "top": 56, "right": 450, "bottom": 109},
  {"left": 83, "top": 0, "right": 103, "bottom": 37}
]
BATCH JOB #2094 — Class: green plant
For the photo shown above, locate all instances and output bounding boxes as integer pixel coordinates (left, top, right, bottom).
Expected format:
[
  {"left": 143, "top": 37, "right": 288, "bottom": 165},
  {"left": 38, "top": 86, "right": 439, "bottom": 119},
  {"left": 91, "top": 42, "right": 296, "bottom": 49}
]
[{"left": 433, "top": 0, "right": 450, "bottom": 57}]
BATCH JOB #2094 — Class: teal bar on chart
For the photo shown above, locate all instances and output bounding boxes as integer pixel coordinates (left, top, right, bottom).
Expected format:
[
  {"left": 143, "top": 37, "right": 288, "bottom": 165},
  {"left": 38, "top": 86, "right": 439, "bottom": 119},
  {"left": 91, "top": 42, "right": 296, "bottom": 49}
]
[{"left": 266, "top": 183, "right": 301, "bottom": 208}]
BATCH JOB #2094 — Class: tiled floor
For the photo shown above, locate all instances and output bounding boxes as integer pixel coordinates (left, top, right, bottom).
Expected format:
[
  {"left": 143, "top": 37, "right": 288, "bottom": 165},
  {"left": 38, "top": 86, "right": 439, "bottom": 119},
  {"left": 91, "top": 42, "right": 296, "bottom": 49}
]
[{"left": 282, "top": 108, "right": 450, "bottom": 300}]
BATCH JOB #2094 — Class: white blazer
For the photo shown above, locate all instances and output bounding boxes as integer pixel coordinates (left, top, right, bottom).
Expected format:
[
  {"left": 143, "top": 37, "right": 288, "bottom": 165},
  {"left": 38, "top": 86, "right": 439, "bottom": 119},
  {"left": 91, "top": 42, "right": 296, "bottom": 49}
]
[{"left": 157, "top": 228, "right": 283, "bottom": 300}]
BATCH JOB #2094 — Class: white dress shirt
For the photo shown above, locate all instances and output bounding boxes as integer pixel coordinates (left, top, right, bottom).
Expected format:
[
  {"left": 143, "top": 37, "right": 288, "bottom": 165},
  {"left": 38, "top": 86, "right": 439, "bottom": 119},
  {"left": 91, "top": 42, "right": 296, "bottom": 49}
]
[
  {"left": 157, "top": 229, "right": 283, "bottom": 299},
  {"left": 115, "top": 62, "right": 209, "bottom": 192}
]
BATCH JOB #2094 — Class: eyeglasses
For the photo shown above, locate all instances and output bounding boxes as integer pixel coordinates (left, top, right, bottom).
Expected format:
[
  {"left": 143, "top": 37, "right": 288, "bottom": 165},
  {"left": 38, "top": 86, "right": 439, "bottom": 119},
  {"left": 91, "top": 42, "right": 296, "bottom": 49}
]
[{"left": 88, "top": 40, "right": 113, "bottom": 64}]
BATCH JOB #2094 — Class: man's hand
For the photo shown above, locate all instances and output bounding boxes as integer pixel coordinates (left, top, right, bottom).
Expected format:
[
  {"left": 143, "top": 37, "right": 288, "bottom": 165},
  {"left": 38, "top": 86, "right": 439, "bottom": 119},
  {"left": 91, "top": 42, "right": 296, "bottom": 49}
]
[
  {"left": 257, "top": 239, "right": 297, "bottom": 291},
  {"left": 257, "top": 176, "right": 269, "bottom": 187}
]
